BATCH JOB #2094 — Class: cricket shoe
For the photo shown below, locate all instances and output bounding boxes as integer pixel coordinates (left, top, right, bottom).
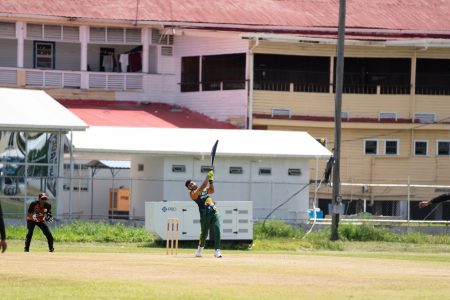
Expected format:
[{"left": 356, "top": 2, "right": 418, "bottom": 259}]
[
  {"left": 195, "top": 246, "right": 204, "bottom": 257},
  {"left": 214, "top": 249, "right": 222, "bottom": 258}
]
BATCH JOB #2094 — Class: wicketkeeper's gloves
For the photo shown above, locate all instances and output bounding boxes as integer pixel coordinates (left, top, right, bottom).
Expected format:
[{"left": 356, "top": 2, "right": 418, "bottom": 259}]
[{"left": 45, "top": 214, "right": 54, "bottom": 222}]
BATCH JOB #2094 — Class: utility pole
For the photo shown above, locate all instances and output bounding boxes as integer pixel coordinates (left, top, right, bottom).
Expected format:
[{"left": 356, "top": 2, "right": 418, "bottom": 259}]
[{"left": 331, "top": 0, "right": 346, "bottom": 241}]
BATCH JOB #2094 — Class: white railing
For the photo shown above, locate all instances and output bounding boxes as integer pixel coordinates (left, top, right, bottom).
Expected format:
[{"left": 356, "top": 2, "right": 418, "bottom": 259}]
[
  {"left": 0, "top": 67, "right": 17, "bottom": 84},
  {"left": 88, "top": 72, "right": 143, "bottom": 90},
  {"left": 21, "top": 69, "right": 143, "bottom": 91},
  {"left": 25, "top": 69, "right": 81, "bottom": 88}
]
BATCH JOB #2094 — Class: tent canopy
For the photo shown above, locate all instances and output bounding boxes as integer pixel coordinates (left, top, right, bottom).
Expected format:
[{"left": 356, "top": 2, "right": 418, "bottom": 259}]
[
  {"left": 86, "top": 160, "right": 131, "bottom": 170},
  {"left": 70, "top": 126, "right": 332, "bottom": 159},
  {"left": 0, "top": 88, "right": 88, "bottom": 132}
]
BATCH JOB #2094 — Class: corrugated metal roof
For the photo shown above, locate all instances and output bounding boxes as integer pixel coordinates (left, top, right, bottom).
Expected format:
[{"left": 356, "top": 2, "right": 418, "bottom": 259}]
[
  {"left": 0, "top": 88, "right": 88, "bottom": 131},
  {"left": 1, "top": 0, "right": 450, "bottom": 34},
  {"left": 59, "top": 100, "right": 238, "bottom": 129},
  {"left": 70, "top": 126, "right": 332, "bottom": 159}
]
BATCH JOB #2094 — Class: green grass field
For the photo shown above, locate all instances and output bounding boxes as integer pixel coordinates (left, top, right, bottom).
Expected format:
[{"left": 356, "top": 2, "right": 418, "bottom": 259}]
[
  {"left": 1, "top": 240, "right": 450, "bottom": 300},
  {"left": 1, "top": 221, "right": 450, "bottom": 299}
]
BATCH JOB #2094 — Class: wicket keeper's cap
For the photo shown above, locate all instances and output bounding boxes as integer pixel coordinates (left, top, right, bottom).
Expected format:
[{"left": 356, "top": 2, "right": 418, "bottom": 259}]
[{"left": 39, "top": 193, "right": 48, "bottom": 200}]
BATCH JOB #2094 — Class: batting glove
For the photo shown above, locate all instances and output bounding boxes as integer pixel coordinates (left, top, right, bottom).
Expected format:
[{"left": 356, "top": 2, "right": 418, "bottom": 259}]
[
  {"left": 32, "top": 214, "right": 38, "bottom": 221},
  {"left": 208, "top": 170, "right": 214, "bottom": 181}
]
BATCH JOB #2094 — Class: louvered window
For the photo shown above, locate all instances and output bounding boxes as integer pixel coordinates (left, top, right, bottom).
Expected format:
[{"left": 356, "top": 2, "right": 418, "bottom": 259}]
[
  {"left": 62, "top": 26, "right": 79, "bottom": 41},
  {"left": 107, "top": 28, "right": 124, "bottom": 43},
  {"left": 151, "top": 29, "right": 161, "bottom": 44},
  {"left": 90, "top": 27, "right": 141, "bottom": 43},
  {"left": 151, "top": 29, "right": 174, "bottom": 45},
  {"left": 27, "top": 24, "right": 43, "bottom": 38},
  {"left": 272, "top": 108, "right": 290, "bottom": 117},
  {"left": 44, "top": 25, "right": 62, "bottom": 39},
  {"left": 90, "top": 27, "right": 106, "bottom": 42},
  {"left": 26, "top": 24, "right": 79, "bottom": 41},
  {"left": 0, "top": 22, "right": 16, "bottom": 37},
  {"left": 414, "top": 113, "right": 435, "bottom": 123},
  {"left": 161, "top": 46, "right": 173, "bottom": 56},
  {"left": 125, "top": 28, "right": 141, "bottom": 43}
]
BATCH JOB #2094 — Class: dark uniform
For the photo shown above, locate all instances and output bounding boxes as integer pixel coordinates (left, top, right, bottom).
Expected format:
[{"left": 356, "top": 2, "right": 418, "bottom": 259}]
[
  {"left": 429, "top": 193, "right": 450, "bottom": 204},
  {"left": 25, "top": 194, "right": 54, "bottom": 252},
  {"left": 0, "top": 201, "right": 6, "bottom": 252},
  {"left": 191, "top": 189, "right": 221, "bottom": 251}
]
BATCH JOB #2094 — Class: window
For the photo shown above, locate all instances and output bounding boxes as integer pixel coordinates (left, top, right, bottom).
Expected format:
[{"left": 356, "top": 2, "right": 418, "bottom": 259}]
[
  {"left": 272, "top": 108, "right": 290, "bottom": 117},
  {"left": 379, "top": 112, "right": 397, "bottom": 121},
  {"left": 385, "top": 140, "right": 399, "bottom": 155},
  {"left": 172, "top": 165, "right": 186, "bottom": 173},
  {"left": 138, "top": 164, "right": 144, "bottom": 172},
  {"left": 229, "top": 166, "right": 243, "bottom": 174},
  {"left": 202, "top": 53, "right": 246, "bottom": 90},
  {"left": 259, "top": 168, "right": 271, "bottom": 175},
  {"left": 414, "top": 113, "right": 435, "bottom": 123},
  {"left": 34, "top": 41, "right": 55, "bottom": 69},
  {"left": 437, "top": 141, "right": 450, "bottom": 156},
  {"left": 200, "top": 166, "right": 211, "bottom": 173},
  {"left": 364, "top": 140, "right": 378, "bottom": 155},
  {"left": 181, "top": 56, "right": 200, "bottom": 92},
  {"left": 288, "top": 168, "right": 302, "bottom": 176},
  {"left": 414, "top": 141, "right": 428, "bottom": 156},
  {"left": 341, "top": 111, "right": 349, "bottom": 120},
  {"left": 161, "top": 46, "right": 173, "bottom": 56}
]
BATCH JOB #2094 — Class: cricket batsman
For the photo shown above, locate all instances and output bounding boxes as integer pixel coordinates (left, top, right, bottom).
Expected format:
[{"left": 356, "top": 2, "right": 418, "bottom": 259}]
[
  {"left": 24, "top": 192, "right": 54, "bottom": 252},
  {"left": 185, "top": 169, "right": 222, "bottom": 258}
]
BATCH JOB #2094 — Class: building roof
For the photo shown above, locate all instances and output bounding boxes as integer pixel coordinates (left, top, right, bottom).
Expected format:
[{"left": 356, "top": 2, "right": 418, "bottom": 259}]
[
  {"left": 86, "top": 160, "right": 131, "bottom": 169},
  {"left": 69, "top": 126, "right": 332, "bottom": 159},
  {"left": 59, "top": 100, "right": 238, "bottom": 129},
  {"left": 0, "top": 88, "right": 88, "bottom": 132},
  {"left": 1, "top": 0, "right": 450, "bottom": 38}
]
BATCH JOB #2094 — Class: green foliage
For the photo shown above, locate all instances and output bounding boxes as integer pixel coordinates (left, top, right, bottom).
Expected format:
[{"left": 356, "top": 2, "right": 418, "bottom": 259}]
[
  {"left": 5, "top": 220, "right": 450, "bottom": 253},
  {"left": 338, "top": 223, "right": 450, "bottom": 244},
  {"left": 339, "top": 223, "right": 396, "bottom": 241},
  {"left": 7, "top": 221, "right": 154, "bottom": 243},
  {"left": 254, "top": 220, "right": 304, "bottom": 239}
]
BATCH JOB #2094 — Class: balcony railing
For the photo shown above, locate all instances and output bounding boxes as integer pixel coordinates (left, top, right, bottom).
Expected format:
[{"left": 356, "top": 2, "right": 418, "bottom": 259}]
[
  {"left": 0, "top": 67, "right": 145, "bottom": 91},
  {"left": 254, "top": 69, "right": 415, "bottom": 95},
  {"left": 0, "top": 67, "right": 17, "bottom": 85},
  {"left": 88, "top": 72, "right": 143, "bottom": 90},
  {"left": 180, "top": 80, "right": 246, "bottom": 92},
  {"left": 26, "top": 70, "right": 81, "bottom": 88}
]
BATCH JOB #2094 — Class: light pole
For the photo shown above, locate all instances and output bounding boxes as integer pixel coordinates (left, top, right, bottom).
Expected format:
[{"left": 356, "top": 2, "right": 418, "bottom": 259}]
[{"left": 331, "top": 0, "right": 346, "bottom": 241}]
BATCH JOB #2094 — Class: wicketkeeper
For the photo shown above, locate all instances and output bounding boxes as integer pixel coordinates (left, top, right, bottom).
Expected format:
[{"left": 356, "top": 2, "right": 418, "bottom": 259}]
[
  {"left": 24, "top": 192, "right": 54, "bottom": 252},
  {"left": 185, "top": 169, "right": 222, "bottom": 258}
]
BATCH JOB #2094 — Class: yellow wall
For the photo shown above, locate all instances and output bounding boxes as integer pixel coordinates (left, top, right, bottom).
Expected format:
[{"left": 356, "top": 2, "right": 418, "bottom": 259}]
[
  {"left": 259, "top": 122, "right": 450, "bottom": 201},
  {"left": 252, "top": 42, "right": 450, "bottom": 201}
]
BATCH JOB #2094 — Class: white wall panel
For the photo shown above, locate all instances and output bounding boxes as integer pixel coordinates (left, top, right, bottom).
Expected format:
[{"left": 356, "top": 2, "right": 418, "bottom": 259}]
[
  {"left": 177, "top": 90, "right": 247, "bottom": 122},
  {"left": 173, "top": 35, "right": 249, "bottom": 122}
]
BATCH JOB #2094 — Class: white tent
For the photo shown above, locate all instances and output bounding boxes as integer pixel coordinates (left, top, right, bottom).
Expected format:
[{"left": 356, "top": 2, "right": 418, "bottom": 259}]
[
  {"left": 69, "top": 126, "right": 332, "bottom": 159},
  {"left": 0, "top": 87, "right": 87, "bottom": 131}
]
